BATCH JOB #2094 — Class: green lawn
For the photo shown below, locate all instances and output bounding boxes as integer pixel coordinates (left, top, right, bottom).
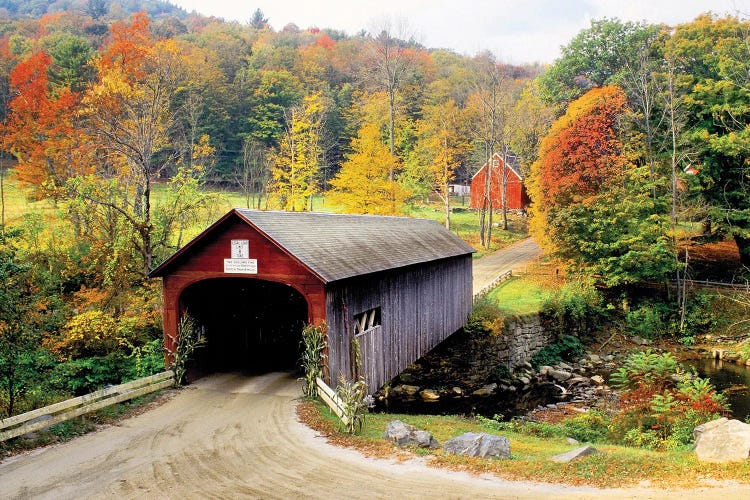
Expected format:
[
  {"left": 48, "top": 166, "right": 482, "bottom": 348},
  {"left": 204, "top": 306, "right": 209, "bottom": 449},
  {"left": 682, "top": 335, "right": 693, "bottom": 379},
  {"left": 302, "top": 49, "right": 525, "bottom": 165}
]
[
  {"left": 2, "top": 173, "right": 529, "bottom": 253},
  {"left": 306, "top": 401, "right": 750, "bottom": 489},
  {"left": 483, "top": 275, "right": 552, "bottom": 316}
]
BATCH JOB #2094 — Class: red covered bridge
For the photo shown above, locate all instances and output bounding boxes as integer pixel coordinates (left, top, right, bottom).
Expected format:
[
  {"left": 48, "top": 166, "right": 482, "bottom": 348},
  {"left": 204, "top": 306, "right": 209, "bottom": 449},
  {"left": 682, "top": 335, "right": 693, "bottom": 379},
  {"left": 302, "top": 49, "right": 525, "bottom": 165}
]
[
  {"left": 149, "top": 209, "right": 474, "bottom": 392},
  {"left": 469, "top": 152, "right": 530, "bottom": 211}
]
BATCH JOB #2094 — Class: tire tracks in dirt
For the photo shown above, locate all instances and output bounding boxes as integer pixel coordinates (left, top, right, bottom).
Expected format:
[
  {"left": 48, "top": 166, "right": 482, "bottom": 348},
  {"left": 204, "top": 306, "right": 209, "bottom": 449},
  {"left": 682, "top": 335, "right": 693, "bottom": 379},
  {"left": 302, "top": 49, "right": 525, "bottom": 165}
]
[{"left": 2, "top": 373, "right": 749, "bottom": 499}]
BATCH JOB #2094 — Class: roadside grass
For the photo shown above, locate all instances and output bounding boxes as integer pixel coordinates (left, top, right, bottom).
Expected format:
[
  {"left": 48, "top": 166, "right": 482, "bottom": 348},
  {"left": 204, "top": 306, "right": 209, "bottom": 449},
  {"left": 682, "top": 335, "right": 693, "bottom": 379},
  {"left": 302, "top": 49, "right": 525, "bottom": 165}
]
[
  {"left": 300, "top": 400, "right": 750, "bottom": 488},
  {"left": 484, "top": 275, "right": 552, "bottom": 316}
]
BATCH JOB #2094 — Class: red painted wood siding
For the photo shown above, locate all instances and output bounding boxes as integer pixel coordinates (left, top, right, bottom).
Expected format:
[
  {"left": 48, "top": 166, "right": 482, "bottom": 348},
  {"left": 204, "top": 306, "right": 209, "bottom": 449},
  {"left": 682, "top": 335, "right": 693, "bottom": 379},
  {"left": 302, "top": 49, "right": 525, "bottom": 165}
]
[
  {"left": 469, "top": 155, "right": 530, "bottom": 210},
  {"left": 159, "top": 216, "right": 326, "bottom": 363}
]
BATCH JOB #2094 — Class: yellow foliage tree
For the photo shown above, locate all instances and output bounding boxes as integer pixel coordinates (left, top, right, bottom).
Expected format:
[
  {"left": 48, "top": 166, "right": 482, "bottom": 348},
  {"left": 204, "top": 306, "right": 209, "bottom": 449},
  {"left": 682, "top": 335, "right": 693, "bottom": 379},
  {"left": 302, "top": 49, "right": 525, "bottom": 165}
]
[
  {"left": 271, "top": 92, "right": 325, "bottom": 211},
  {"left": 416, "top": 99, "right": 469, "bottom": 229},
  {"left": 328, "top": 122, "right": 409, "bottom": 215}
]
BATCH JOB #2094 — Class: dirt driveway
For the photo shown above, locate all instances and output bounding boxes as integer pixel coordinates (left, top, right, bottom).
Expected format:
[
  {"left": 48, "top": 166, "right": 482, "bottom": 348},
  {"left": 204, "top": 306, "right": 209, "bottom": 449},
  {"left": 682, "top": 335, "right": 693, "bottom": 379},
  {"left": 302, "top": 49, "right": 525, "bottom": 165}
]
[
  {"left": 2, "top": 372, "right": 748, "bottom": 500},
  {"left": 472, "top": 237, "right": 542, "bottom": 295}
]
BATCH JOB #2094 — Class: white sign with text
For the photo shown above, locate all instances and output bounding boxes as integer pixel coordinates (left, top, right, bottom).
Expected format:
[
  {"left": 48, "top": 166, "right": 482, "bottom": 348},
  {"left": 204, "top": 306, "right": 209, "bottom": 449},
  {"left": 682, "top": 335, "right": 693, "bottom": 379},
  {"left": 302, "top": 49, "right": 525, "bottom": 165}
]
[{"left": 224, "top": 258, "right": 258, "bottom": 274}]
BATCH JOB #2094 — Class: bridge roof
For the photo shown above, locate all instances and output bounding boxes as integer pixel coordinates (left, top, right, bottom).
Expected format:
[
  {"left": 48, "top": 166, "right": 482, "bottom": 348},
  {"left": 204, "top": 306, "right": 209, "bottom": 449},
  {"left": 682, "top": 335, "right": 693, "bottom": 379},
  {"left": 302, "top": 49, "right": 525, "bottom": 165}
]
[{"left": 150, "top": 209, "right": 475, "bottom": 283}]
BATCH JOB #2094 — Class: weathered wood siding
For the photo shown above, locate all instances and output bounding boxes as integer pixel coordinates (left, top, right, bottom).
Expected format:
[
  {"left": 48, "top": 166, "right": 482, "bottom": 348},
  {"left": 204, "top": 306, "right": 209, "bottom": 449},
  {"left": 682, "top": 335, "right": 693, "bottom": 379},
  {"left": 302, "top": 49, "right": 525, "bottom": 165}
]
[{"left": 325, "top": 255, "right": 473, "bottom": 392}]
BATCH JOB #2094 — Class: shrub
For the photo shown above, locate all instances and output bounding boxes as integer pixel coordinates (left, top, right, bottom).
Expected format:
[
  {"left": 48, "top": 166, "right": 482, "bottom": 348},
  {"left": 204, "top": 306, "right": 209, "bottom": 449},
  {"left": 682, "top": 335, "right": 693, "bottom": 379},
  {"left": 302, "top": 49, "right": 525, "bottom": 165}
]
[
  {"left": 625, "top": 302, "right": 671, "bottom": 339},
  {"left": 541, "top": 277, "right": 606, "bottom": 338},
  {"left": 465, "top": 299, "right": 505, "bottom": 337},
  {"left": 608, "top": 350, "right": 729, "bottom": 450},
  {"left": 530, "top": 335, "right": 584, "bottom": 369},
  {"left": 562, "top": 410, "right": 610, "bottom": 443},
  {"left": 49, "top": 353, "right": 129, "bottom": 395}
]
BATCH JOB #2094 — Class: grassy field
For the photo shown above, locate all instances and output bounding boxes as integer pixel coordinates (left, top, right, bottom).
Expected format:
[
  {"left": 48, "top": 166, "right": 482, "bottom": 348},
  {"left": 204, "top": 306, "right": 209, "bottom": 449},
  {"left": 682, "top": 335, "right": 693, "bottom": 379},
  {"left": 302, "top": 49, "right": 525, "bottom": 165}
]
[
  {"left": 484, "top": 276, "right": 552, "bottom": 316},
  {"left": 1, "top": 172, "right": 529, "bottom": 252},
  {"left": 301, "top": 401, "right": 750, "bottom": 489}
]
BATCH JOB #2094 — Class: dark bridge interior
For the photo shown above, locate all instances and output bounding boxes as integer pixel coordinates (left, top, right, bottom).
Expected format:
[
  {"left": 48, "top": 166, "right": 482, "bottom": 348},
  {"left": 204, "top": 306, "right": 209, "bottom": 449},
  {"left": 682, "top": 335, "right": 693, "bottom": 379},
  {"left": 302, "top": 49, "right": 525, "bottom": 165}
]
[{"left": 180, "top": 278, "right": 308, "bottom": 376}]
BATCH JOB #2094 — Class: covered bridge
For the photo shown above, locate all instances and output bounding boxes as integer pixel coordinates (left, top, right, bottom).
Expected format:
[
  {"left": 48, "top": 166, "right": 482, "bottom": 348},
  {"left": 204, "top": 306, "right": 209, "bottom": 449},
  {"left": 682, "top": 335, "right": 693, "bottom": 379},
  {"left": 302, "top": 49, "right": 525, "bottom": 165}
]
[{"left": 150, "top": 209, "right": 474, "bottom": 392}]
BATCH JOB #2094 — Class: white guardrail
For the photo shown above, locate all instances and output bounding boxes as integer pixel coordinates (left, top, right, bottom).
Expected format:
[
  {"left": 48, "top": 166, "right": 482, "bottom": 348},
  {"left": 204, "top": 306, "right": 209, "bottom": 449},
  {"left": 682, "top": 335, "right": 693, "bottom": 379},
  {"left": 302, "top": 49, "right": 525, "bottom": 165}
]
[
  {"left": 0, "top": 370, "right": 174, "bottom": 442},
  {"left": 473, "top": 270, "right": 513, "bottom": 303},
  {"left": 315, "top": 376, "right": 349, "bottom": 426}
]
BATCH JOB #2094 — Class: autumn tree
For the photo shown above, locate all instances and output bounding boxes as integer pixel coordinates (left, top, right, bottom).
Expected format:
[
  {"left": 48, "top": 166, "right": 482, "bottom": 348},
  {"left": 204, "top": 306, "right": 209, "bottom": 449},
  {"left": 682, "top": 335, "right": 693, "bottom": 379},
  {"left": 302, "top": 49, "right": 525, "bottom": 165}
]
[
  {"left": 79, "top": 13, "right": 188, "bottom": 276},
  {"left": 0, "top": 37, "right": 16, "bottom": 230},
  {"left": 530, "top": 85, "right": 676, "bottom": 285},
  {"left": 362, "top": 20, "right": 419, "bottom": 162},
  {"left": 271, "top": 93, "right": 327, "bottom": 211},
  {"left": 328, "top": 122, "right": 409, "bottom": 215},
  {"left": 416, "top": 99, "right": 469, "bottom": 229},
  {"left": 5, "top": 50, "right": 89, "bottom": 200}
]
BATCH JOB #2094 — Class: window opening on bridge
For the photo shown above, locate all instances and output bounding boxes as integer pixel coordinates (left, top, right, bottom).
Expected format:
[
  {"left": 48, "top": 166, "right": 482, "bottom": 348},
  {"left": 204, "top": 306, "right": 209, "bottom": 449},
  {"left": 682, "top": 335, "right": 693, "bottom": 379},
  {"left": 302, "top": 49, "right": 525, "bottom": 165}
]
[{"left": 354, "top": 307, "right": 381, "bottom": 337}]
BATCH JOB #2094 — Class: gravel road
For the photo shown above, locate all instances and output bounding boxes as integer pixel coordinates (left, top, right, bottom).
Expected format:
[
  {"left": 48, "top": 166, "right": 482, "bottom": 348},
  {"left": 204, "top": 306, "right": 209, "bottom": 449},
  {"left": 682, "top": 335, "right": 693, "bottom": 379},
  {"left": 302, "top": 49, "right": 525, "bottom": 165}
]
[
  {"left": 472, "top": 238, "right": 542, "bottom": 295},
  {"left": 2, "top": 372, "right": 748, "bottom": 500}
]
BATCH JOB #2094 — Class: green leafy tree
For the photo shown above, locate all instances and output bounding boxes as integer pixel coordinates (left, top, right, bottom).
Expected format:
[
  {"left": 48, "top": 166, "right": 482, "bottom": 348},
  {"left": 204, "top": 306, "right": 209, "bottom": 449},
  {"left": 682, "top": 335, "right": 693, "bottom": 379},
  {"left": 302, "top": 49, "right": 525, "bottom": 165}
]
[
  {"left": 0, "top": 229, "right": 43, "bottom": 416},
  {"left": 666, "top": 14, "right": 750, "bottom": 266},
  {"left": 539, "top": 18, "right": 663, "bottom": 107}
]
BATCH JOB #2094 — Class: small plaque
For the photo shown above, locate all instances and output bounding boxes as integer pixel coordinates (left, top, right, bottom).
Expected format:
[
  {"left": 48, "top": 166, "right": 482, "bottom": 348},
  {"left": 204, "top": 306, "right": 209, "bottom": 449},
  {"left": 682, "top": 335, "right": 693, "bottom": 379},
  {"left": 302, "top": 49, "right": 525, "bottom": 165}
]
[
  {"left": 224, "top": 258, "right": 258, "bottom": 274},
  {"left": 230, "top": 239, "right": 249, "bottom": 259}
]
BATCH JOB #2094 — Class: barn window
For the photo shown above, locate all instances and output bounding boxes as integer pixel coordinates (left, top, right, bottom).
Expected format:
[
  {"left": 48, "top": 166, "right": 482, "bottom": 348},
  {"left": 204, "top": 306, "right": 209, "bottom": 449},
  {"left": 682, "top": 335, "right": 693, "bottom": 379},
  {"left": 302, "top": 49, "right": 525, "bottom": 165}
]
[{"left": 353, "top": 307, "right": 381, "bottom": 336}]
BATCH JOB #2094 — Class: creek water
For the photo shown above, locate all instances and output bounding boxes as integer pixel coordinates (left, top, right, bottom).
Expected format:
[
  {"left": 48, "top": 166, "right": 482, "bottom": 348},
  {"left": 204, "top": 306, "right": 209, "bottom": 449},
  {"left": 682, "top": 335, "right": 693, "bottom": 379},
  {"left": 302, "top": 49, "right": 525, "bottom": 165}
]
[
  {"left": 685, "top": 358, "right": 750, "bottom": 422},
  {"left": 374, "top": 383, "right": 564, "bottom": 419}
]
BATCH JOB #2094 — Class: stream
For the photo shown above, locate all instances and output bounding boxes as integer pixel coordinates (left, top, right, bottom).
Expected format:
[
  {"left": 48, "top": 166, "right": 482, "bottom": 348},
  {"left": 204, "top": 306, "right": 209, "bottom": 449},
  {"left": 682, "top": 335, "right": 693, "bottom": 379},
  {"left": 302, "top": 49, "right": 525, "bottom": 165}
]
[{"left": 686, "top": 358, "right": 750, "bottom": 422}]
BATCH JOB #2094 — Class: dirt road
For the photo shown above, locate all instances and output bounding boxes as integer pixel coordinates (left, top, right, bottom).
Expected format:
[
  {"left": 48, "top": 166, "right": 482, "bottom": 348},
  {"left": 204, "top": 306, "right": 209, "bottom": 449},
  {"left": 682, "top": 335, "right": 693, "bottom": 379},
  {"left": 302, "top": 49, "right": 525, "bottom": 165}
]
[
  {"left": 472, "top": 238, "right": 542, "bottom": 295},
  {"left": 2, "top": 372, "right": 748, "bottom": 500}
]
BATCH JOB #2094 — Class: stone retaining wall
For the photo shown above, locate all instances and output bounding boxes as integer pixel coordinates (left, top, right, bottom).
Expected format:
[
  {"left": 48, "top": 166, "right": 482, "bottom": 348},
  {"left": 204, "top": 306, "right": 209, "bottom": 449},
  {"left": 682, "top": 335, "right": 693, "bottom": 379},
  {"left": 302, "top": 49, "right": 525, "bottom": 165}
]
[{"left": 393, "top": 314, "right": 557, "bottom": 390}]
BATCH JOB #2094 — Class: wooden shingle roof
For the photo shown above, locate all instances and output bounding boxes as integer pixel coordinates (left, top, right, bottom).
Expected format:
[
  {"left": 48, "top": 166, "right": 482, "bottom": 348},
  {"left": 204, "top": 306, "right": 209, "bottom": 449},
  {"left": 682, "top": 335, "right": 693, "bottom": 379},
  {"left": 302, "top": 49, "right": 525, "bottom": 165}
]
[{"left": 150, "top": 209, "right": 475, "bottom": 283}]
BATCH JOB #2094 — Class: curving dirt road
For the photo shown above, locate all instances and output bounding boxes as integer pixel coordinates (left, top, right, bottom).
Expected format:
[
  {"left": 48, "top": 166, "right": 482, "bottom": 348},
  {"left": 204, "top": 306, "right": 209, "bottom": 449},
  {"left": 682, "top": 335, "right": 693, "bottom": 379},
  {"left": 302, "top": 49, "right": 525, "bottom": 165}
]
[
  {"left": 2, "top": 372, "right": 749, "bottom": 500},
  {"left": 472, "top": 237, "right": 542, "bottom": 295}
]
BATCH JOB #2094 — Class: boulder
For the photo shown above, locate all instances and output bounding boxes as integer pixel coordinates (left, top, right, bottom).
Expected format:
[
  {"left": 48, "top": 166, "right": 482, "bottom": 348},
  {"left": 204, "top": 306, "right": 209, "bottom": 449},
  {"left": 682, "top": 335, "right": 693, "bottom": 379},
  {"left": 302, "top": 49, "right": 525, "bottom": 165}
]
[
  {"left": 549, "top": 370, "right": 572, "bottom": 382},
  {"left": 384, "top": 420, "right": 439, "bottom": 449},
  {"left": 630, "top": 335, "right": 653, "bottom": 346},
  {"left": 472, "top": 383, "right": 497, "bottom": 396},
  {"left": 420, "top": 388, "right": 440, "bottom": 402},
  {"left": 551, "top": 445, "right": 602, "bottom": 463},
  {"left": 590, "top": 375, "right": 605, "bottom": 385},
  {"left": 443, "top": 432, "right": 510, "bottom": 459},
  {"left": 399, "top": 385, "right": 420, "bottom": 396},
  {"left": 694, "top": 417, "right": 750, "bottom": 462}
]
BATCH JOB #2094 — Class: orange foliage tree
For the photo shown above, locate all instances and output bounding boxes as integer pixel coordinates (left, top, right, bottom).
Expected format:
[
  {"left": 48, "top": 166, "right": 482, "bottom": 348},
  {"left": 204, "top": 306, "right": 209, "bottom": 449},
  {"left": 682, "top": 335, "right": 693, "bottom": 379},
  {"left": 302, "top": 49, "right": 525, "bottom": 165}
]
[
  {"left": 530, "top": 85, "right": 675, "bottom": 285},
  {"left": 5, "top": 51, "right": 90, "bottom": 200}
]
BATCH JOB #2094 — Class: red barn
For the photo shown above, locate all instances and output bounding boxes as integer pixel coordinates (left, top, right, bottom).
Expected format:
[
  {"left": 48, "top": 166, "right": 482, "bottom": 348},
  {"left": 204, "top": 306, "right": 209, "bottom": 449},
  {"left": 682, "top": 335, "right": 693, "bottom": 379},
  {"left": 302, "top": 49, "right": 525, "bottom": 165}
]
[{"left": 469, "top": 153, "right": 530, "bottom": 210}]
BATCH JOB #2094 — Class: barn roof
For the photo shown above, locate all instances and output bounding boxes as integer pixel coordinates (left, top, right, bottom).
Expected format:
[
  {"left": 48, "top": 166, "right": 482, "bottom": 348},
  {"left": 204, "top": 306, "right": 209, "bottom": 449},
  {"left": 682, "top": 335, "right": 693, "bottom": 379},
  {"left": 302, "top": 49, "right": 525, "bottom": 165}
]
[
  {"left": 150, "top": 209, "right": 475, "bottom": 283},
  {"left": 471, "top": 152, "right": 523, "bottom": 181}
]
